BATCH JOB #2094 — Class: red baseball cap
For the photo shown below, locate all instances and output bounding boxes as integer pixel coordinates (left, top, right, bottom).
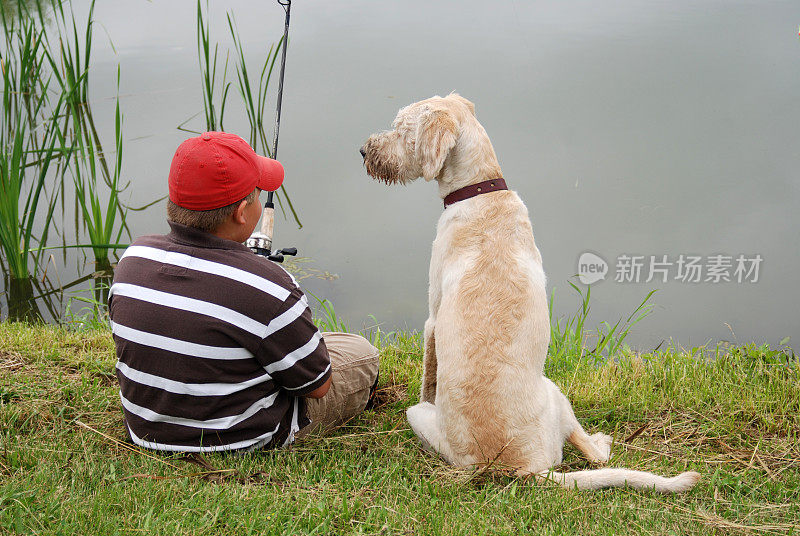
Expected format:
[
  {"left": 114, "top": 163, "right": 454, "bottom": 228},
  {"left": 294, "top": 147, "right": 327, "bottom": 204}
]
[{"left": 168, "top": 131, "right": 284, "bottom": 210}]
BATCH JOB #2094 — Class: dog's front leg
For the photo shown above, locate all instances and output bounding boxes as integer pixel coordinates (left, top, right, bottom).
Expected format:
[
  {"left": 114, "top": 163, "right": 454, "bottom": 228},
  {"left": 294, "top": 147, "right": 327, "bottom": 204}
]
[
  {"left": 420, "top": 318, "right": 437, "bottom": 403},
  {"left": 422, "top": 225, "right": 444, "bottom": 405}
]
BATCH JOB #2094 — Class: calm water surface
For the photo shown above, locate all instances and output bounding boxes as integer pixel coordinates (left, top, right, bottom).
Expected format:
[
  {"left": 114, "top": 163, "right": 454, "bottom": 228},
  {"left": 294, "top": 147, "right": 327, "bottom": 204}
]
[{"left": 6, "top": 0, "right": 799, "bottom": 349}]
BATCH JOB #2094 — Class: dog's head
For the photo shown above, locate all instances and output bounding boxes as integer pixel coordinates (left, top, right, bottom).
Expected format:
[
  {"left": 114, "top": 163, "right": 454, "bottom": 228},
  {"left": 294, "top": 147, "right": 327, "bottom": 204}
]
[{"left": 361, "top": 93, "right": 478, "bottom": 185}]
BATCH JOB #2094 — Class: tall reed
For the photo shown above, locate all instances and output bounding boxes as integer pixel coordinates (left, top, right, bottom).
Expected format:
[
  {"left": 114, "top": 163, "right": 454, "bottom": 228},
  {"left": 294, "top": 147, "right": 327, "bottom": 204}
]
[
  {"left": 67, "top": 70, "right": 127, "bottom": 276},
  {"left": 195, "top": 0, "right": 230, "bottom": 132},
  {"left": 189, "top": 1, "right": 301, "bottom": 227},
  {"left": 0, "top": 0, "right": 142, "bottom": 322},
  {"left": 227, "top": 13, "right": 300, "bottom": 227},
  {"left": 42, "top": 0, "right": 129, "bottom": 301},
  {"left": 0, "top": 3, "right": 66, "bottom": 320}
]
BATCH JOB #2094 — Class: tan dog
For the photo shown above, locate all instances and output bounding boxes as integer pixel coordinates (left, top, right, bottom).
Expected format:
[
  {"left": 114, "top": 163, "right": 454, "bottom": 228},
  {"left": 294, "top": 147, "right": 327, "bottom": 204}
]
[{"left": 361, "top": 94, "right": 700, "bottom": 492}]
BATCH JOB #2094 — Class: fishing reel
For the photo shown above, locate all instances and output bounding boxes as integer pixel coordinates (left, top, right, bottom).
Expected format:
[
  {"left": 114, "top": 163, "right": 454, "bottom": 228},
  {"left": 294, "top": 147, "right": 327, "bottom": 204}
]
[
  {"left": 246, "top": 202, "right": 297, "bottom": 263},
  {"left": 246, "top": 234, "right": 297, "bottom": 263}
]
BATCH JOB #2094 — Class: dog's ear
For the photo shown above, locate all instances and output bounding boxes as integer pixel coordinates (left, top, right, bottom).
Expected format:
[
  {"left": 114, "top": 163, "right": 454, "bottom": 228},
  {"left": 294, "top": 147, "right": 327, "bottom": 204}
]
[
  {"left": 416, "top": 108, "right": 458, "bottom": 181},
  {"left": 447, "top": 93, "right": 475, "bottom": 116}
]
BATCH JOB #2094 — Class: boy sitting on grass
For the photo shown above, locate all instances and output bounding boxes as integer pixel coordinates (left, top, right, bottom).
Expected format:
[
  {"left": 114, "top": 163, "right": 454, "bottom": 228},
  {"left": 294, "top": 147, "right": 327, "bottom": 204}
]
[{"left": 109, "top": 131, "right": 379, "bottom": 452}]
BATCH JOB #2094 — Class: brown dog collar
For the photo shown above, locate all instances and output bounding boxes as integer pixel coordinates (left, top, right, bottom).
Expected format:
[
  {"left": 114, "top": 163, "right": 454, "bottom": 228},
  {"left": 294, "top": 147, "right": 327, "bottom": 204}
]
[{"left": 443, "top": 178, "right": 508, "bottom": 208}]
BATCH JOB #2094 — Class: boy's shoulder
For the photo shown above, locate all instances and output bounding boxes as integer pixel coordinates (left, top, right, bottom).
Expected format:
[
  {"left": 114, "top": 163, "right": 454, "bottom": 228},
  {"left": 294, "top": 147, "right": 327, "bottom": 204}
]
[{"left": 120, "top": 225, "right": 299, "bottom": 297}]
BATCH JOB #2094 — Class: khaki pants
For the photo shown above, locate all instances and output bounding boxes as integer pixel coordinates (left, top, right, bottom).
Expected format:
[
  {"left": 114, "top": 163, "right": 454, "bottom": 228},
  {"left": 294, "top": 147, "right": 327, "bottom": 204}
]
[{"left": 296, "top": 332, "right": 379, "bottom": 438}]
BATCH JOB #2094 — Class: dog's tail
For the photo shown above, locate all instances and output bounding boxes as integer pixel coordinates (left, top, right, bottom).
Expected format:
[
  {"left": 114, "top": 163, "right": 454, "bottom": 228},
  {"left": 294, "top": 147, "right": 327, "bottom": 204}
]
[{"left": 537, "top": 468, "right": 700, "bottom": 493}]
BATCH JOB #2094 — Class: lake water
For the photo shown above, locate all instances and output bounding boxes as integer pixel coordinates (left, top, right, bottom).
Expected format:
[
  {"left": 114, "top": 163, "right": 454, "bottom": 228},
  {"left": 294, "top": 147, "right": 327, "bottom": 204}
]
[{"left": 3, "top": 0, "right": 798, "bottom": 350}]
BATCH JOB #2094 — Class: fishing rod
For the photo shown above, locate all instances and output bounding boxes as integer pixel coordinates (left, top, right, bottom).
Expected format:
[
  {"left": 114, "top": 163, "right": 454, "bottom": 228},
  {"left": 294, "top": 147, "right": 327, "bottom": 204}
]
[{"left": 246, "top": 0, "right": 296, "bottom": 263}]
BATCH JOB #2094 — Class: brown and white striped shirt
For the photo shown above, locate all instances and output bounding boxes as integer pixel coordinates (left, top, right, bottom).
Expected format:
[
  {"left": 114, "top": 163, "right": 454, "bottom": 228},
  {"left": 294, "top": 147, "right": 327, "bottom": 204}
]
[{"left": 109, "top": 221, "right": 331, "bottom": 452}]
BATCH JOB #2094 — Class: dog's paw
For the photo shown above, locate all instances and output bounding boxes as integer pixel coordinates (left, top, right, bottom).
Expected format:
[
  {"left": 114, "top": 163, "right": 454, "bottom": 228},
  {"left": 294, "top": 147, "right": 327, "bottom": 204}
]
[
  {"left": 406, "top": 402, "right": 437, "bottom": 453},
  {"left": 589, "top": 432, "right": 613, "bottom": 463}
]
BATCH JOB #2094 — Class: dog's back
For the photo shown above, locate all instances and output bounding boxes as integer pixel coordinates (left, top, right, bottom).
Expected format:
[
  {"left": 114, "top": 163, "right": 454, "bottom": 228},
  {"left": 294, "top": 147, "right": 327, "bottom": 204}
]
[{"left": 432, "top": 190, "right": 554, "bottom": 468}]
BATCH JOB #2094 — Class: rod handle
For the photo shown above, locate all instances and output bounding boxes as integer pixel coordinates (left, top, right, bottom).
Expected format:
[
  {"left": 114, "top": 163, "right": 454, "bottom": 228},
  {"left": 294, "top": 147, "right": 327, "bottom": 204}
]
[{"left": 260, "top": 203, "right": 275, "bottom": 239}]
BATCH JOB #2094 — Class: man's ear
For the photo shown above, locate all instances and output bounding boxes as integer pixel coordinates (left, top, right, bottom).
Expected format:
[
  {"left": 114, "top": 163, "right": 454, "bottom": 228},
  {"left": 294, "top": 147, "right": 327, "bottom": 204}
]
[
  {"left": 232, "top": 198, "right": 249, "bottom": 225},
  {"left": 415, "top": 108, "right": 458, "bottom": 181}
]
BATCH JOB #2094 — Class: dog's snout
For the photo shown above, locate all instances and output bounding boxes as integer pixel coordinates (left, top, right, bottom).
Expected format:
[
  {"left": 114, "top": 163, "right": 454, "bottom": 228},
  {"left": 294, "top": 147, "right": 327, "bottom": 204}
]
[{"left": 359, "top": 146, "right": 366, "bottom": 159}]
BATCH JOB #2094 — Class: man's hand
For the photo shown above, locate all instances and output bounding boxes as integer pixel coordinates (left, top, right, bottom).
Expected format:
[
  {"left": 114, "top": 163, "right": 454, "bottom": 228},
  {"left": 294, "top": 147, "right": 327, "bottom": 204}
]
[{"left": 303, "top": 376, "right": 332, "bottom": 399}]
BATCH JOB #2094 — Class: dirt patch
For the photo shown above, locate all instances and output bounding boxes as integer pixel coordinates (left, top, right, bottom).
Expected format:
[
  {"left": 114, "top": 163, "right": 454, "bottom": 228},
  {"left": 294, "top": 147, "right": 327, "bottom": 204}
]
[{"left": 366, "top": 382, "right": 408, "bottom": 411}]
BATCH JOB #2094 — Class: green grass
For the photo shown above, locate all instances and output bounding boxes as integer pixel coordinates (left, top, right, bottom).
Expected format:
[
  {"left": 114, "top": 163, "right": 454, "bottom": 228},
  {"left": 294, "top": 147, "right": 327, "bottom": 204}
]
[
  {"left": 0, "top": 321, "right": 797, "bottom": 535},
  {"left": 549, "top": 282, "right": 657, "bottom": 365}
]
